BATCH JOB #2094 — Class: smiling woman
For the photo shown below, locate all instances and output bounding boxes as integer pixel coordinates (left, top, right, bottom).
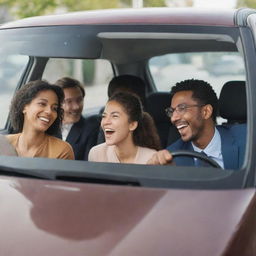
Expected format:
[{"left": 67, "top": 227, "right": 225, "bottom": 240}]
[
  {"left": 5, "top": 80, "right": 74, "bottom": 159},
  {"left": 88, "top": 92, "right": 161, "bottom": 164}
]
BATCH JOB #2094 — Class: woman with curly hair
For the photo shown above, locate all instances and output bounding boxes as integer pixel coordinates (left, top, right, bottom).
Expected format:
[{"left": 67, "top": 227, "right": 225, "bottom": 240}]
[
  {"left": 6, "top": 80, "right": 74, "bottom": 159},
  {"left": 88, "top": 92, "right": 161, "bottom": 164}
]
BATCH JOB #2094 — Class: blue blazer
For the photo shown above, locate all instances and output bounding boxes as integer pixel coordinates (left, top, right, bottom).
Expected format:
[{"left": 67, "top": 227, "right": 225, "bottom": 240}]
[
  {"left": 66, "top": 115, "right": 100, "bottom": 160},
  {"left": 166, "top": 124, "right": 246, "bottom": 169}
]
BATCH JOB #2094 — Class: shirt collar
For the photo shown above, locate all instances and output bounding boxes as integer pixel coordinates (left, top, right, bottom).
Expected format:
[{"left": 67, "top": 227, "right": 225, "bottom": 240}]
[{"left": 192, "top": 128, "right": 222, "bottom": 159}]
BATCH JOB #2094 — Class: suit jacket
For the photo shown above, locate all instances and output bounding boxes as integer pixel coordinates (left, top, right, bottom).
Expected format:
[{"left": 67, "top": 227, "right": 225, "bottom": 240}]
[
  {"left": 167, "top": 124, "right": 246, "bottom": 169},
  {"left": 66, "top": 115, "right": 100, "bottom": 160}
]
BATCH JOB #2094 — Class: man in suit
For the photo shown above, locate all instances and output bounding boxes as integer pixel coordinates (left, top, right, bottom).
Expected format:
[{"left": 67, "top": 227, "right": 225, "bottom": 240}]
[
  {"left": 55, "top": 77, "right": 99, "bottom": 160},
  {"left": 147, "top": 79, "right": 246, "bottom": 169}
]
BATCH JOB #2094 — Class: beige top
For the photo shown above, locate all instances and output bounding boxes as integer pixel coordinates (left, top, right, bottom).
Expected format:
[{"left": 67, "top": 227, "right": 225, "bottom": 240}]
[
  {"left": 7, "top": 133, "right": 74, "bottom": 160},
  {"left": 88, "top": 143, "right": 156, "bottom": 164}
]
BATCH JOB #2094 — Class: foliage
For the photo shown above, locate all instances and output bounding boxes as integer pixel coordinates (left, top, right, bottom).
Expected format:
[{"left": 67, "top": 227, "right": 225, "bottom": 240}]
[
  {"left": 237, "top": 0, "right": 256, "bottom": 8},
  {"left": 61, "top": 0, "right": 119, "bottom": 12},
  {"left": 0, "top": 0, "right": 58, "bottom": 18},
  {"left": 0, "top": 0, "right": 167, "bottom": 19},
  {"left": 144, "top": 0, "right": 166, "bottom": 7}
]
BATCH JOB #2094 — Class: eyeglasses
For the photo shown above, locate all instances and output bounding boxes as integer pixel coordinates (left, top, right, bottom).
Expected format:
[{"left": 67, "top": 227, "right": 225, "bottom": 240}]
[{"left": 165, "top": 103, "right": 205, "bottom": 118}]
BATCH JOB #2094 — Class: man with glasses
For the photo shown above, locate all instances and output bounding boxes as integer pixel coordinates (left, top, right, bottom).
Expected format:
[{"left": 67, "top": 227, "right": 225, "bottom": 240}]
[
  {"left": 55, "top": 77, "right": 99, "bottom": 160},
  {"left": 148, "top": 79, "right": 246, "bottom": 169}
]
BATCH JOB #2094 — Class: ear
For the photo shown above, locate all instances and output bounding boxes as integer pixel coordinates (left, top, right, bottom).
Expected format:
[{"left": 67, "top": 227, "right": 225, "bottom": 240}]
[
  {"left": 22, "top": 105, "right": 27, "bottom": 114},
  {"left": 129, "top": 121, "right": 138, "bottom": 132},
  {"left": 202, "top": 104, "right": 213, "bottom": 120}
]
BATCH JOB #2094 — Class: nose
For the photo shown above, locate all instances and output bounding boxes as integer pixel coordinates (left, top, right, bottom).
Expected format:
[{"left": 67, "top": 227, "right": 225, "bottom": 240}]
[
  {"left": 71, "top": 101, "right": 80, "bottom": 110},
  {"left": 171, "top": 109, "right": 180, "bottom": 124},
  {"left": 101, "top": 116, "right": 111, "bottom": 126},
  {"left": 44, "top": 105, "right": 53, "bottom": 114}
]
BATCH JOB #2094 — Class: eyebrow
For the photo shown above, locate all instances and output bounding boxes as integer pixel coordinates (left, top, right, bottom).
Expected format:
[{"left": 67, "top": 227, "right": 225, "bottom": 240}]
[
  {"left": 102, "top": 111, "right": 120, "bottom": 115},
  {"left": 38, "top": 98, "right": 58, "bottom": 105},
  {"left": 171, "top": 103, "right": 186, "bottom": 108}
]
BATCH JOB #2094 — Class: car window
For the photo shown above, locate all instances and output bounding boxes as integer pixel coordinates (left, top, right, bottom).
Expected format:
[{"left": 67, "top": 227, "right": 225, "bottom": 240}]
[
  {"left": 42, "top": 58, "right": 113, "bottom": 115},
  {"left": 149, "top": 52, "right": 245, "bottom": 95},
  {"left": 149, "top": 52, "right": 246, "bottom": 124},
  {"left": 0, "top": 54, "right": 29, "bottom": 129}
]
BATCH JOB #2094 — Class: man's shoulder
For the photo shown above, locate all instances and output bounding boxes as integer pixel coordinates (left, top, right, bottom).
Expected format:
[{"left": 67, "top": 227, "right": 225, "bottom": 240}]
[
  {"left": 217, "top": 123, "right": 246, "bottom": 137},
  {"left": 217, "top": 124, "right": 246, "bottom": 149},
  {"left": 166, "top": 138, "right": 190, "bottom": 151}
]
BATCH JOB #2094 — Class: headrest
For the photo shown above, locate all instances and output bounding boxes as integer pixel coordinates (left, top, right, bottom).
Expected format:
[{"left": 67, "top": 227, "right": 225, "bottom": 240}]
[
  {"left": 219, "top": 81, "right": 246, "bottom": 123},
  {"left": 146, "top": 92, "right": 171, "bottom": 123}
]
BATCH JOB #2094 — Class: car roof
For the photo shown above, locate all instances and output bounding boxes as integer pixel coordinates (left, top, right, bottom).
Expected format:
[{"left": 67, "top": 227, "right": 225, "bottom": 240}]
[{"left": 1, "top": 8, "right": 237, "bottom": 29}]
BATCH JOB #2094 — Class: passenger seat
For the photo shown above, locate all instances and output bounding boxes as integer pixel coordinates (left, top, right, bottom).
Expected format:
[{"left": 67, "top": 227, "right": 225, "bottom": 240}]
[{"left": 219, "top": 81, "right": 246, "bottom": 124}]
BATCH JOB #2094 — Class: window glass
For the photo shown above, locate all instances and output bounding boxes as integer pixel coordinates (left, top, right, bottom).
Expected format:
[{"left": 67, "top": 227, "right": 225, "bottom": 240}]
[
  {"left": 42, "top": 58, "right": 113, "bottom": 115},
  {"left": 149, "top": 52, "right": 246, "bottom": 124},
  {"left": 0, "top": 54, "right": 29, "bottom": 129},
  {"left": 149, "top": 52, "right": 245, "bottom": 96}
]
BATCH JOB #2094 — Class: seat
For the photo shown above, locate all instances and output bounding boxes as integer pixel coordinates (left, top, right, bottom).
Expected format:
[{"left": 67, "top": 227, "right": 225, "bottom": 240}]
[
  {"left": 219, "top": 81, "right": 247, "bottom": 124},
  {"left": 146, "top": 92, "right": 180, "bottom": 148}
]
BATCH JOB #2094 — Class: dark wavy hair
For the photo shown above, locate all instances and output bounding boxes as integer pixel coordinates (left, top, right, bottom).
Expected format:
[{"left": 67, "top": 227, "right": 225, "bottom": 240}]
[
  {"left": 9, "top": 80, "right": 64, "bottom": 135},
  {"left": 170, "top": 79, "right": 219, "bottom": 123},
  {"left": 108, "top": 92, "right": 161, "bottom": 150}
]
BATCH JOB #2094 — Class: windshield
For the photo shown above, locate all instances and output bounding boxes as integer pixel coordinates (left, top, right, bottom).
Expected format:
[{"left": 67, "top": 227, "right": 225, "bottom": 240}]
[{"left": 0, "top": 24, "right": 251, "bottom": 190}]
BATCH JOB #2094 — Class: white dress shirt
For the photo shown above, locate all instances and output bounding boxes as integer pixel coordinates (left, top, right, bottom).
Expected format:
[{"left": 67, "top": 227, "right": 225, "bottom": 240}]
[
  {"left": 61, "top": 123, "right": 73, "bottom": 141},
  {"left": 192, "top": 128, "right": 224, "bottom": 168}
]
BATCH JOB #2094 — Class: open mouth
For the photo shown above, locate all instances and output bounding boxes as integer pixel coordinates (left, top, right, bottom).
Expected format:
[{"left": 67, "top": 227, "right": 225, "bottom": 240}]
[
  {"left": 38, "top": 116, "right": 50, "bottom": 123},
  {"left": 104, "top": 128, "right": 115, "bottom": 136},
  {"left": 175, "top": 121, "right": 189, "bottom": 132}
]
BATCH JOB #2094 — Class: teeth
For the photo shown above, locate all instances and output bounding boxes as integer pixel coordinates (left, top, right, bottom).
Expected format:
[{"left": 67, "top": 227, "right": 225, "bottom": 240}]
[
  {"left": 39, "top": 117, "right": 49, "bottom": 123},
  {"left": 177, "top": 124, "right": 187, "bottom": 129},
  {"left": 105, "top": 128, "right": 114, "bottom": 132}
]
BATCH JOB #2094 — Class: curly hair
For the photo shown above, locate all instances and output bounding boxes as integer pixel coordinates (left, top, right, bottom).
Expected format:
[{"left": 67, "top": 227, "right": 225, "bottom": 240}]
[
  {"left": 108, "top": 92, "right": 161, "bottom": 150},
  {"left": 9, "top": 80, "right": 64, "bottom": 135},
  {"left": 170, "top": 79, "right": 219, "bottom": 123}
]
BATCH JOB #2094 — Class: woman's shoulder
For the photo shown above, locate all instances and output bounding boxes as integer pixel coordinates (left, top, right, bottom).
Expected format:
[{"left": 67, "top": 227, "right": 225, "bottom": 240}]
[
  {"left": 1, "top": 134, "right": 18, "bottom": 156},
  {"left": 88, "top": 143, "right": 112, "bottom": 162},
  {"left": 135, "top": 146, "right": 157, "bottom": 164},
  {"left": 6, "top": 133, "right": 20, "bottom": 143},
  {"left": 46, "top": 135, "right": 75, "bottom": 159},
  {"left": 138, "top": 146, "right": 157, "bottom": 154},
  {"left": 90, "top": 142, "right": 108, "bottom": 152},
  {"left": 48, "top": 135, "right": 71, "bottom": 147}
]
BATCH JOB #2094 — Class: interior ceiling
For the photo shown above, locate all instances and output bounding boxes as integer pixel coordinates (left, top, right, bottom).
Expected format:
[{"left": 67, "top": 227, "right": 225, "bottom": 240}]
[{"left": 100, "top": 38, "right": 238, "bottom": 64}]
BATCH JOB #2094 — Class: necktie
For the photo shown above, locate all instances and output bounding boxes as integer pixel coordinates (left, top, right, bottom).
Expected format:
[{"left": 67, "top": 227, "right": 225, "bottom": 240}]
[{"left": 194, "top": 151, "right": 209, "bottom": 167}]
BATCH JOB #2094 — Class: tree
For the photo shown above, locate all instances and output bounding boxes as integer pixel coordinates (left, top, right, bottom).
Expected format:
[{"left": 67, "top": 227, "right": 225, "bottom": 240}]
[
  {"left": 237, "top": 0, "right": 256, "bottom": 8},
  {"left": 0, "top": 0, "right": 167, "bottom": 19},
  {"left": 0, "top": 0, "right": 119, "bottom": 18}
]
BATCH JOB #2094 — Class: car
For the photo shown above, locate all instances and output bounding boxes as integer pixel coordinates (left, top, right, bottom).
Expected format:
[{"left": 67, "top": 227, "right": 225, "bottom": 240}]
[{"left": 0, "top": 7, "right": 255, "bottom": 256}]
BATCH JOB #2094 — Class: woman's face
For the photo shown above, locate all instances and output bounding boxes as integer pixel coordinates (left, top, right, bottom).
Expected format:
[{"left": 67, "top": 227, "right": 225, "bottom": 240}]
[
  {"left": 101, "top": 100, "right": 137, "bottom": 146},
  {"left": 22, "top": 90, "right": 59, "bottom": 133}
]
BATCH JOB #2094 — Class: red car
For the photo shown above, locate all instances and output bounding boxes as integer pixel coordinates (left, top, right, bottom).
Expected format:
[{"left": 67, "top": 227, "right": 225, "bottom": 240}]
[{"left": 0, "top": 7, "right": 255, "bottom": 256}]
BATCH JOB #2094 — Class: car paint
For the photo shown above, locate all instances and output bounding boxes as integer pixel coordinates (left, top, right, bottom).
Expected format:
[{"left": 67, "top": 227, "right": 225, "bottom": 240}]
[
  {"left": 1, "top": 176, "right": 256, "bottom": 256},
  {"left": 1, "top": 8, "right": 236, "bottom": 28}
]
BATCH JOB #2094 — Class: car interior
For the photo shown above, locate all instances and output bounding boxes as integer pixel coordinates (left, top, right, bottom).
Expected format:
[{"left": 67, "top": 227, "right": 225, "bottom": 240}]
[{"left": 0, "top": 20, "right": 252, "bottom": 189}]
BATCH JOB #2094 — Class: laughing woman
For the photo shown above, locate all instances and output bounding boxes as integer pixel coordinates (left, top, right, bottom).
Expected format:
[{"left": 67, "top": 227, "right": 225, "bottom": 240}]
[
  {"left": 6, "top": 80, "right": 74, "bottom": 159},
  {"left": 88, "top": 92, "right": 161, "bottom": 164}
]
